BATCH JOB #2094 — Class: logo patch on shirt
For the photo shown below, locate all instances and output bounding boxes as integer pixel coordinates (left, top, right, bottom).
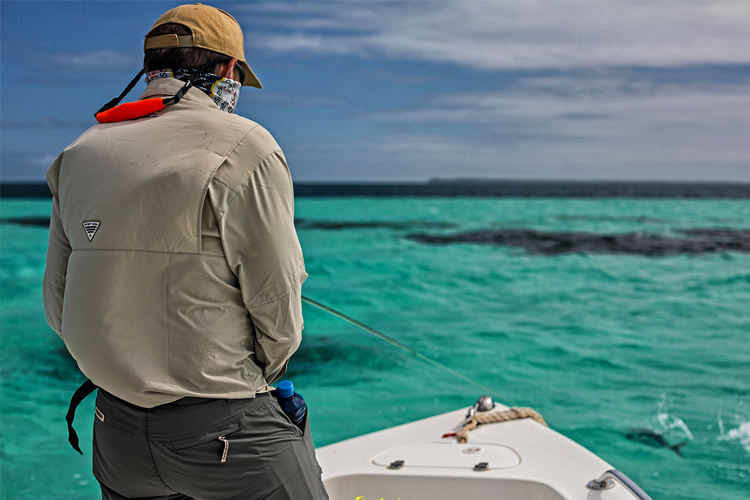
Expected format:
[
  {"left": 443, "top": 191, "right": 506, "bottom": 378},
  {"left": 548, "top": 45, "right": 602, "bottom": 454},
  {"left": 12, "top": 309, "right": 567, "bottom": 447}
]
[{"left": 82, "top": 221, "right": 100, "bottom": 241}]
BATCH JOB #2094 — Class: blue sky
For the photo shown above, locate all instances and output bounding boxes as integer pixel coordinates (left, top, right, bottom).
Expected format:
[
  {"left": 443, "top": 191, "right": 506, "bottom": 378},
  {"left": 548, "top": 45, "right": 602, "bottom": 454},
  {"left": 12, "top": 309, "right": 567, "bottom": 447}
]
[{"left": 2, "top": 0, "right": 750, "bottom": 182}]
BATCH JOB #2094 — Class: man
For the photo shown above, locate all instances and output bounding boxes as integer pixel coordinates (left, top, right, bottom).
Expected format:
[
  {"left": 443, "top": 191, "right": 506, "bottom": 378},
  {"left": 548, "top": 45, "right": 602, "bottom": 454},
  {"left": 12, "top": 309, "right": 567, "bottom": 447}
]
[{"left": 42, "top": 4, "right": 328, "bottom": 499}]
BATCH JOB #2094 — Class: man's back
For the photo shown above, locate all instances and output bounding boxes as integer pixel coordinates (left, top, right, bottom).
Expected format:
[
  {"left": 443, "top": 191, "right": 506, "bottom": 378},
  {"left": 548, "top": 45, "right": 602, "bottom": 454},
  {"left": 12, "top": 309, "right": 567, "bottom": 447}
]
[
  {"left": 45, "top": 78, "right": 304, "bottom": 408},
  {"left": 42, "top": 6, "right": 328, "bottom": 497}
]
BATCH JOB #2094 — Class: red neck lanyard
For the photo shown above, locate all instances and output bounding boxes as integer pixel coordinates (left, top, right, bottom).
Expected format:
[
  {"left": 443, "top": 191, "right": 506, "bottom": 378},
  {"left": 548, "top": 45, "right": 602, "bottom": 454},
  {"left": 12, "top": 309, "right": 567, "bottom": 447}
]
[{"left": 94, "top": 69, "right": 192, "bottom": 123}]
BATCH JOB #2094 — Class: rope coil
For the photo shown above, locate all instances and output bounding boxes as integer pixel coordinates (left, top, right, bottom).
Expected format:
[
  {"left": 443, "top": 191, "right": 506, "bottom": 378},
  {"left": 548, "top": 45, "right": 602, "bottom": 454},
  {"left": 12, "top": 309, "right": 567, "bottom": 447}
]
[{"left": 457, "top": 407, "right": 548, "bottom": 443}]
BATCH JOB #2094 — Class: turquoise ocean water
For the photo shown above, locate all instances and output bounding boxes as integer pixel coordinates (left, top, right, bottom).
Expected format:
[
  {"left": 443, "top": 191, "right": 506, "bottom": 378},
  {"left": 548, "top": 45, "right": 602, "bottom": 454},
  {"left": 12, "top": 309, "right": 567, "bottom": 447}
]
[{"left": 1, "top": 197, "right": 749, "bottom": 499}]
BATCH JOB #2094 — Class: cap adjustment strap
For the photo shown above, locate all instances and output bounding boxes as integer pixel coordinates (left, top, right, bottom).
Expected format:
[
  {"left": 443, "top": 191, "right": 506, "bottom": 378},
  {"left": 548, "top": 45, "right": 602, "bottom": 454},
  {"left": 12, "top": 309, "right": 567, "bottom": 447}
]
[{"left": 144, "top": 34, "right": 194, "bottom": 50}]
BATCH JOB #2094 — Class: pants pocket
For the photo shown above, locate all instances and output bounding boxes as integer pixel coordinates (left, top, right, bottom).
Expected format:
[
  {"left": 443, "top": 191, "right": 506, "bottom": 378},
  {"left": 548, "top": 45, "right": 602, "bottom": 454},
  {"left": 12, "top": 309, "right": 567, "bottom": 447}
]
[
  {"left": 170, "top": 421, "right": 242, "bottom": 466},
  {"left": 268, "top": 399, "right": 321, "bottom": 474},
  {"left": 154, "top": 401, "right": 328, "bottom": 500},
  {"left": 171, "top": 422, "right": 241, "bottom": 450},
  {"left": 269, "top": 396, "right": 306, "bottom": 439}
]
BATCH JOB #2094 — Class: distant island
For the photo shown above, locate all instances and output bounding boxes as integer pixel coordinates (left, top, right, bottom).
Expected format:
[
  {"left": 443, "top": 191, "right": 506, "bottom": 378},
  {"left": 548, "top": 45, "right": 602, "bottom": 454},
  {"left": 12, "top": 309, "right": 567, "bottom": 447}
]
[{"left": 2, "top": 180, "right": 749, "bottom": 198}]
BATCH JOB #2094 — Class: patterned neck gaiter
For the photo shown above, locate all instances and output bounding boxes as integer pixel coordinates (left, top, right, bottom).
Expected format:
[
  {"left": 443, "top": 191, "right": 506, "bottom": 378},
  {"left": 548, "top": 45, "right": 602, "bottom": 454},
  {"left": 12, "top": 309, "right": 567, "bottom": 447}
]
[{"left": 145, "top": 69, "right": 241, "bottom": 114}]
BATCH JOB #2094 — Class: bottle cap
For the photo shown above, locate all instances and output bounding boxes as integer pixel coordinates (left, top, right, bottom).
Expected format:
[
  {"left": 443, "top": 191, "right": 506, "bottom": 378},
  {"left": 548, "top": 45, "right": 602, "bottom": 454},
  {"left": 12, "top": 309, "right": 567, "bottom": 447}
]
[{"left": 277, "top": 380, "right": 294, "bottom": 398}]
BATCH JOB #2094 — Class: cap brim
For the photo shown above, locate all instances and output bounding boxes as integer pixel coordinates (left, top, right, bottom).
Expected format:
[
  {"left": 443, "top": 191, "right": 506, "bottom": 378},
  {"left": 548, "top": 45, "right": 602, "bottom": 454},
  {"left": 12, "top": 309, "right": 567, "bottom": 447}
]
[{"left": 240, "top": 61, "right": 261, "bottom": 89}]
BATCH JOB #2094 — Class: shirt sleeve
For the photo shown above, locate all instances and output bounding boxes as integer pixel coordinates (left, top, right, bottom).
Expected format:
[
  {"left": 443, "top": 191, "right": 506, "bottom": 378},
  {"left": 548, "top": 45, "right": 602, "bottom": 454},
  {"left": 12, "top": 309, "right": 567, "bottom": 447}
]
[
  {"left": 43, "top": 153, "right": 71, "bottom": 336},
  {"left": 212, "top": 144, "right": 307, "bottom": 385}
]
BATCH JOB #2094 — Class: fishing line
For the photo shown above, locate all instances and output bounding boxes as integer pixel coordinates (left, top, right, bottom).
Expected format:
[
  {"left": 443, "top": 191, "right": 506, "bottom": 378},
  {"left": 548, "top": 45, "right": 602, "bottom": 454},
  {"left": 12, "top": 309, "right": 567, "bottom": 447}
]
[{"left": 301, "top": 295, "right": 513, "bottom": 405}]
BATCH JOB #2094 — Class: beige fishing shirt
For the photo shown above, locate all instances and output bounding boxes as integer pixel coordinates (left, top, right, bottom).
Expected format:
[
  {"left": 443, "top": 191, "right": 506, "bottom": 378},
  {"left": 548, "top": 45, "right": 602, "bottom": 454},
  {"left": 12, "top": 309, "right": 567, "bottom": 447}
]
[{"left": 43, "top": 78, "right": 307, "bottom": 408}]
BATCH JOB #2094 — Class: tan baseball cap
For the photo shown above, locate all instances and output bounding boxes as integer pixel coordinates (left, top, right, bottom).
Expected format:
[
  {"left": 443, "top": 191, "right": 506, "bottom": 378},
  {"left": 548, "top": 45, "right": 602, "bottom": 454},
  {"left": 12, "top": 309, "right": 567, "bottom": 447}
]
[{"left": 144, "top": 3, "right": 261, "bottom": 89}]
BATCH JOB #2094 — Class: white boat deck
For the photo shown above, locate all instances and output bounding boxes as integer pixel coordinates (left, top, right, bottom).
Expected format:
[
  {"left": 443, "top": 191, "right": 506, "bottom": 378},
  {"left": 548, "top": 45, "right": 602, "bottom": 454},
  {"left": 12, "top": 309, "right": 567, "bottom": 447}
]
[{"left": 317, "top": 401, "right": 644, "bottom": 500}]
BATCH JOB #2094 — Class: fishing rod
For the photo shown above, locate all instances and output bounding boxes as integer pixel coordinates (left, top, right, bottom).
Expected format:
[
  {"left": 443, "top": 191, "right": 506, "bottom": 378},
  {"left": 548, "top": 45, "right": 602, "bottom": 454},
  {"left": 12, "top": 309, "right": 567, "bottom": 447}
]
[{"left": 301, "top": 295, "right": 514, "bottom": 405}]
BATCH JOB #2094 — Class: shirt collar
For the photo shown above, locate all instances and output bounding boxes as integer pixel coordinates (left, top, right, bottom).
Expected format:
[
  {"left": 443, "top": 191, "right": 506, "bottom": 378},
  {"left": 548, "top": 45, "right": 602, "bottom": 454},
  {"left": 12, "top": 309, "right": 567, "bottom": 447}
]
[{"left": 138, "top": 78, "right": 218, "bottom": 111}]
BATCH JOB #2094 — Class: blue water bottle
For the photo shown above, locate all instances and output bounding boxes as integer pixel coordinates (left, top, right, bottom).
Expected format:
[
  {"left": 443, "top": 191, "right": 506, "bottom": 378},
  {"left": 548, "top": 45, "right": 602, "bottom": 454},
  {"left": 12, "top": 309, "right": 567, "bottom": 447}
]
[{"left": 276, "top": 380, "right": 307, "bottom": 430}]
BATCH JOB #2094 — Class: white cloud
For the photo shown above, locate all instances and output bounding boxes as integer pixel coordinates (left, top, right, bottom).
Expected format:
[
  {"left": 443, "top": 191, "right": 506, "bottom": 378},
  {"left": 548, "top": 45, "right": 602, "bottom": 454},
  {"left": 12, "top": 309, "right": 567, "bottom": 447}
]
[
  {"left": 1, "top": 117, "right": 91, "bottom": 129},
  {"left": 355, "top": 73, "right": 750, "bottom": 171},
  {"left": 35, "top": 153, "right": 57, "bottom": 167},
  {"left": 51, "top": 50, "right": 141, "bottom": 71},
  {"left": 281, "top": 70, "right": 750, "bottom": 181},
  {"left": 0, "top": 152, "right": 58, "bottom": 182},
  {"left": 238, "top": 1, "right": 750, "bottom": 69},
  {"left": 366, "top": 75, "right": 750, "bottom": 126}
]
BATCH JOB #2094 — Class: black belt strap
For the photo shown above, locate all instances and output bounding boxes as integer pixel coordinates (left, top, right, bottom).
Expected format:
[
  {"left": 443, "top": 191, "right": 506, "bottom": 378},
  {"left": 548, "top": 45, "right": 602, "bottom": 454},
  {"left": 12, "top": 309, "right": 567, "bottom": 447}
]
[{"left": 66, "top": 379, "right": 98, "bottom": 454}]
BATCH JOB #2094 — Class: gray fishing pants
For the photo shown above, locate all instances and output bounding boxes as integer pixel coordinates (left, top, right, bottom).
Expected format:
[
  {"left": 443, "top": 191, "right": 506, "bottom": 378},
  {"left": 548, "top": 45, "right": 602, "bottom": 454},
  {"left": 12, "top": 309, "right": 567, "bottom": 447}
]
[{"left": 92, "top": 390, "right": 329, "bottom": 500}]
